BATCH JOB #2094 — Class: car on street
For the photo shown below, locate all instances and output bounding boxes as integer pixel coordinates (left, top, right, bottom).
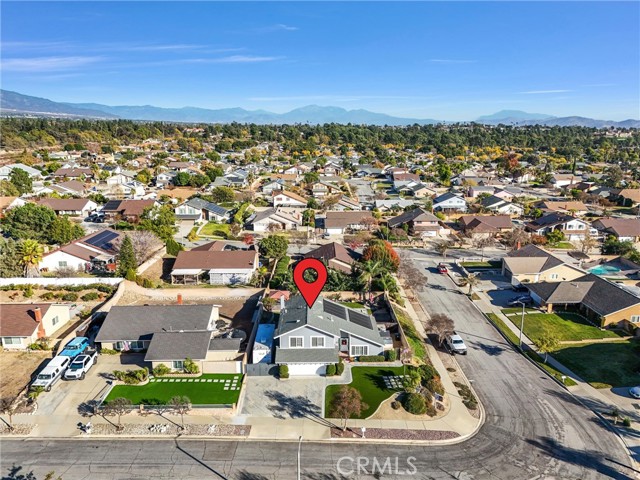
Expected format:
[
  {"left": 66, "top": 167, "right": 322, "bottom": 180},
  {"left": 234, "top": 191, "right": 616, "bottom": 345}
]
[
  {"left": 31, "top": 356, "right": 71, "bottom": 391},
  {"left": 445, "top": 333, "right": 468, "bottom": 355},
  {"left": 64, "top": 350, "right": 98, "bottom": 380},
  {"left": 507, "top": 295, "right": 533, "bottom": 306},
  {"left": 630, "top": 386, "right": 640, "bottom": 399},
  {"left": 59, "top": 337, "right": 90, "bottom": 359},
  {"left": 437, "top": 263, "right": 448, "bottom": 274}
]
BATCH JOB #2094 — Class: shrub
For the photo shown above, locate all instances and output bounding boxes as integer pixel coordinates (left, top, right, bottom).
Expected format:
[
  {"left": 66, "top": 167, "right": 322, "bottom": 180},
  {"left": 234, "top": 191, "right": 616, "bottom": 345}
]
[
  {"left": 386, "top": 349, "right": 397, "bottom": 361},
  {"left": 125, "top": 269, "right": 137, "bottom": 281},
  {"left": 81, "top": 292, "right": 99, "bottom": 301},
  {"left": 152, "top": 364, "right": 171, "bottom": 377},
  {"left": 403, "top": 392, "right": 427, "bottom": 415},
  {"left": 391, "top": 400, "right": 401, "bottom": 410},
  {"left": 183, "top": 358, "right": 200, "bottom": 374},
  {"left": 100, "top": 348, "right": 118, "bottom": 355},
  {"left": 113, "top": 368, "right": 149, "bottom": 384},
  {"left": 424, "top": 401, "right": 437, "bottom": 417},
  {"left": 23, "top": 284, "right": 34, "bottom": 298},
  {"left": 28, "top": 386, "right": 45, "bottom": 400},
  {"left": 61, "top": 293, "right": 78, "bottom": 302},
  {"left": 425, "top": 377, "right": 445, "bottom": 396},
  {"left": 356, "top": 355, "right": 386, "bottom": 362},
  {"left": 96, "top": 284, "right": 115, "bottom": 293},
  {"left": 40, "top": 292, "right": 56, "bottom": 301},
  {"left": 279, "top": 365, "right": 289, "bottom": 379},
  {"left": 326, "top": 364, "right": 336, "bottom": 376},
  {"left": 623, "top": 417, "right": 632, "bottom": 427},
  {"left": 78, "top": 309, "right": 92, "bottom": 320},
  {"left": 142, "top": 278, "right": 154, "bottom": 288},
  {"left": 336, "top": 360, "right": 345, "bottom": 376},
  {"left": 28, "top": 337, "right": 51, "bottom": 351},
  {"left": 419, "top": 363, "right": 438, "bottom": 382}
]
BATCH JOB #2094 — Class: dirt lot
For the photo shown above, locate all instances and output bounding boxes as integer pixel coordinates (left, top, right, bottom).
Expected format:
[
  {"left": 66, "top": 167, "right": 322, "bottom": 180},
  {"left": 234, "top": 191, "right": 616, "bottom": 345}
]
[
  {"left": 0, "top": 351, "right": 52, "bottom": 399},
  {"left": 137, "top": 256, "right": 175, "bottom": 283}
]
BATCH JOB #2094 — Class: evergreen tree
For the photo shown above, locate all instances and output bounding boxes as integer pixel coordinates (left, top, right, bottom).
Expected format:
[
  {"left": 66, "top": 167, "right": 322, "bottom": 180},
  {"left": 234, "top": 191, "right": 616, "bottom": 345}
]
[{"left": 117, "top": 235, "right": 137, "bottom": 276}]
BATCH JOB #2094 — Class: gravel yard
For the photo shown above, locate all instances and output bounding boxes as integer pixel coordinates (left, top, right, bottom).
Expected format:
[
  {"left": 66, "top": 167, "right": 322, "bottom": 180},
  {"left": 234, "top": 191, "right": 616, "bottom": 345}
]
[
  {"left": 331, "top": 427, "right": 459, "bottom": 441},
  {"left": 91, "top": 423, "right": 250, "bottom": 436}
]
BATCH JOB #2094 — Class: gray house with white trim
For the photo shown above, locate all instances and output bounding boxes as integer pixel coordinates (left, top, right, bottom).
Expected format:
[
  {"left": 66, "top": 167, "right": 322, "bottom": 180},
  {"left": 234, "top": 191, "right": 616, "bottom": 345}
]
[{"left": 273, "top": 295, "right": 387, "bottom": 376}]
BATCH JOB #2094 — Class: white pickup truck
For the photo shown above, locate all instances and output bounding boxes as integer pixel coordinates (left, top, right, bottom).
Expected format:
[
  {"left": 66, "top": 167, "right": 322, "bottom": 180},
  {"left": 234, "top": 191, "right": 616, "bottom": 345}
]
[
  {"left": 32, "top": 356, "right": 71, "bottom": 391},
  {"left": 445, "top": 333, "right": 468, "bottom": 355},
  {"left": 64, "top": 349, "right": 98, "bottom": 380}
]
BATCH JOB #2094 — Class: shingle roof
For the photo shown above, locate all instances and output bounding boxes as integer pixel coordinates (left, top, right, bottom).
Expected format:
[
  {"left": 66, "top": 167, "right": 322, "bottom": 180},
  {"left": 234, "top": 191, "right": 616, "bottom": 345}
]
[
  {"left": 303, "top": 242, "right": 359, "bottom": 267},
  {"left": 186, "top": 197, "right": 229, "bottom": 216},
  {"left": 325, "top": 211, "right": 374, "bottom": 229},
  {"left": 0, "top": 304, "right": 51, "bottom": 337},
  {"left": 96, "top": 305, "right": 215, "bottom": 343},
  {"left": 388, "top": 208, "right": 438, "bottom": 228},
  {"left": 273, "top": 190, "right": 307, "bottom": 204},
  {"left": 505, "top": 244, "right": 565, "bottom": 272},
  {"left": 172, "top": 250, "right": 257, "bottom": 270},
  {"left": 36, "top": 198, "right": 93, "bottom": 212},
  {"left": 594, "top": 218, "right": 640, "bottom": 238},
  {"left": 275, "top": 346, "right": 339, "bottom": 363},
  {"left": 144, "top": 331, "right": 211, "bottom": 361},
  {"left": 459, "top": 215, "right": 513, "bottom": 233},
  {"left": 208, "top": 338, "right": 242, "bottom": 351}
]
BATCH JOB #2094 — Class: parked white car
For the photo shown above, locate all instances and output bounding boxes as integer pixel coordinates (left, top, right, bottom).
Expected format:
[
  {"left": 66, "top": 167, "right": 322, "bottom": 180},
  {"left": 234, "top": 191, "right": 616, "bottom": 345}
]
[
  {"left": 445, "top": 333, "right": 468, "bottom": 355},
  {"left": 64, "top": 350, "right": 98, "bottom": 380},
  {"left": 32, "top": 356, "right": 71, "bottom": 391}
]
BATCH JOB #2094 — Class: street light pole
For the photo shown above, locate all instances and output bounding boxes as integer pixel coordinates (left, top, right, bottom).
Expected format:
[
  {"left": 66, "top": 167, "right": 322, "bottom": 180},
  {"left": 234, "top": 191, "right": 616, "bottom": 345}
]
[
  {"left": 519, "top": 301, "right": 525, "bottom": 349},
  {"left": 297, "top": 435, "right": 303, "bottom": 480}
]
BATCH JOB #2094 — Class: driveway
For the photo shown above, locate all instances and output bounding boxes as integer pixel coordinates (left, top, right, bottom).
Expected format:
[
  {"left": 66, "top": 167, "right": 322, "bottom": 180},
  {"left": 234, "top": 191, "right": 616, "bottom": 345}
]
[
  {"left": 240, "top": 375, "right": 329, "bottom": 419},
  {"left": 485, "top": 288, "right": 524, "bottom": 308},
  {"left": 35, "top": 353, "right": 146, "bottom": 416}
]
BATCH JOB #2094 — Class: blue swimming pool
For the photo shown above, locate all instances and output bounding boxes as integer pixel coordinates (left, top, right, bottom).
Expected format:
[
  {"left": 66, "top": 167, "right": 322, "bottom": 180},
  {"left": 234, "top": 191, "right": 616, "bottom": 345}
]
[{"left": 588, "top": 265, "right": 621, "bottom": 275}]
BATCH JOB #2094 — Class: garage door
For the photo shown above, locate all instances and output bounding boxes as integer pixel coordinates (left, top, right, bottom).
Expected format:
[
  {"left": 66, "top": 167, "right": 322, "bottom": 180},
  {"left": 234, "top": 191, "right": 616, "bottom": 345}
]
[{"left": 287, "top": 363, "right": 327, "bottom": 376}]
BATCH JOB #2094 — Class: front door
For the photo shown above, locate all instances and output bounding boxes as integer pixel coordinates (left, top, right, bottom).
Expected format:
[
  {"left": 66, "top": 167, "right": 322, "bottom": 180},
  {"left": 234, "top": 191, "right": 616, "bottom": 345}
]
[{"left": 339, "top": 338, "right": 348, "bottom": 352}]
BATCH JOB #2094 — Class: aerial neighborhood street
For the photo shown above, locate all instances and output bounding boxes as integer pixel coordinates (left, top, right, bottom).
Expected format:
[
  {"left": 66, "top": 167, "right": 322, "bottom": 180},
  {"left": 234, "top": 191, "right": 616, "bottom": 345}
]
[{"left": 1, "top": 2, "right": 640, "bottom": 479}]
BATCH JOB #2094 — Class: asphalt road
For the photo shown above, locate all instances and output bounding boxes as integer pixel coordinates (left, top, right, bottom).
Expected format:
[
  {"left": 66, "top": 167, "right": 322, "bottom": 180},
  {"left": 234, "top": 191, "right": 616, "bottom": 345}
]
[{"left": 1, "top": 248, "right": 637, "bottom": 480}]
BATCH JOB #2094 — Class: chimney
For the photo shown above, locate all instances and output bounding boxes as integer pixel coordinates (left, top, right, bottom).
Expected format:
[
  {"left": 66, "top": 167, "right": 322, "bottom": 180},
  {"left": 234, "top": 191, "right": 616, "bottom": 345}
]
[
  {"left": 34, "top": 307, "right": 46, "bottom": 339},
  {"left": 516, "top": 241, "right": 521, "bottom": 250},
  {"left": 177, "top": 294, "right": 183, "bottom": 305}
]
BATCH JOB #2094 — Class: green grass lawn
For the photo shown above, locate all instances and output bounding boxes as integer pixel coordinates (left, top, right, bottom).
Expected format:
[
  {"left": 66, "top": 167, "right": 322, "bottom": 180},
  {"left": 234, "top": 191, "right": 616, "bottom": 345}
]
[
  {"left": 199, "top": 223, "right": 231, "bottom": 238},
  {"left": 507, "top": 312, "right": 622, "bottom": 343},
  {"left": 325, "top": 366, "right": 405, "bottom": 419},
  {"left": 461, "top": 261, "right": 501, "bottom": 269},
  {"left": 549, "top": 242, "right": 575, "bottom": 249},
  {"left": 485, "top": 313, "right": 521, "bottom": 346},
  {"left": 552, "top": 340, "right": 640, "bottom": 388},
  {"left": 105, "top": 374, "right": 243, "bottom": 405},
  {"left": 501, "top": 307, "right": 539, "bottom": 315}
]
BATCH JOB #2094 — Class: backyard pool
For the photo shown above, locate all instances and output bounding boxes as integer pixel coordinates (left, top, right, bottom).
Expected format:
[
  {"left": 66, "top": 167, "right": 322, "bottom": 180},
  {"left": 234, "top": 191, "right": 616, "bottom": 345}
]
[{"left": 588, "top": 265, "right": 621, "bottom": 275}]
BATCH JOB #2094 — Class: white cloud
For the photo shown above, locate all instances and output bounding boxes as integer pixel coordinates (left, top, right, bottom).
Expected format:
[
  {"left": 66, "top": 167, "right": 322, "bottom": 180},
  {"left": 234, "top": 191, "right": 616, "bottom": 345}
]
[
  {"left": 519, "top": 89, "right": 571, "bottom": 94},
  {"left": 1, "top": 56, "right": 102, "bottom": 72}
]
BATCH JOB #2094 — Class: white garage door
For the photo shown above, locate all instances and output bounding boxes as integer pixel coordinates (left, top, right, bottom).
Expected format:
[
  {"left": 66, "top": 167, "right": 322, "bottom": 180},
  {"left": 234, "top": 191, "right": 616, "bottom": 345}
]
[{"left": 287, "top": 363, "right": 327, "bottom": 376}]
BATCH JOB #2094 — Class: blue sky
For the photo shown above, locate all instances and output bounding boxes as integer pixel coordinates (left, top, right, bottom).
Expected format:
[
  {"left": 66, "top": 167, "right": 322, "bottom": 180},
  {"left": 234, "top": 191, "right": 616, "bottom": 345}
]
[{"left": 2, "top": 2, "right": 639, "bottom": 120}]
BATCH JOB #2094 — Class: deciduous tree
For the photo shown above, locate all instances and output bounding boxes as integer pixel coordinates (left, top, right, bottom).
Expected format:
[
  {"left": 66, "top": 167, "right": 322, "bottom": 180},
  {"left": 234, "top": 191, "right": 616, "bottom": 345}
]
[{"left": 329, "top": 385, "right": 368, "bottom": 431}]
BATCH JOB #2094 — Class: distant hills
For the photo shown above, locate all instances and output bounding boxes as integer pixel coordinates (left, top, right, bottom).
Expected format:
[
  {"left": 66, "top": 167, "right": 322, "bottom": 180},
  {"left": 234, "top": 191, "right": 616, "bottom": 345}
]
[{"left": 1, "top": 90, "right": 638, "bottom": 128}]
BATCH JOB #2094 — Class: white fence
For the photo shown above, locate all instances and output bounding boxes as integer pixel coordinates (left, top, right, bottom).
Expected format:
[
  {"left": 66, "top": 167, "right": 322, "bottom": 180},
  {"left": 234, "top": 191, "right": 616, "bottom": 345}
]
[{"left": 0, "top": 277, "right": 123, "bottom": 287}]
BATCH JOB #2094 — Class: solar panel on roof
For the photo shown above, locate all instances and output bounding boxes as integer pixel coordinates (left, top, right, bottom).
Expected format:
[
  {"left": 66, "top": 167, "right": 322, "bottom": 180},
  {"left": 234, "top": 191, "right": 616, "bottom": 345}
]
[
  {"left": 348, "top": 310, "right": 373, "bottom": 329},
  {"left": 86, "top": 230, "right": 119, "bottom": 250},
  {"left": 323, "top": 300, "right": 347, "bottom": 320},
  {"left": 103, "top": 200, "right": 121, "bottom": 210}
]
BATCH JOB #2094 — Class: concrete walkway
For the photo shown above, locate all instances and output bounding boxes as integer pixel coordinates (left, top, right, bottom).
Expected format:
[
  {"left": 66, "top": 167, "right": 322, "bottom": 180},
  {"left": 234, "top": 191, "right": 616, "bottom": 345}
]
[{"left": 473, "top": 289, "right": 640, "bottom": 461}]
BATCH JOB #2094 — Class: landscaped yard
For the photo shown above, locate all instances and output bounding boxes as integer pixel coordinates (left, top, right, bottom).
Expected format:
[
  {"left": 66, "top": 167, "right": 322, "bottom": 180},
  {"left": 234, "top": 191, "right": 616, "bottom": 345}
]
[
  {"left": 105, "top": 374, "right": 243, "bottom": 405},
  {"left": 506, "top": 312, "right": 622, "bottom": 343},
  {"left": 461, "top": 261, "right": 501, "bottom": 269},
  {"left": 549, "top": 241, "right": 575, "bottom": 250},
  {"left": 325, "top": 366, "right": 405, "bottom": 419},
  {"left": 551, "top": 340, "right": 640, "bottom": 388},
  {"left": 199, "top": 223, "right": 231, "bottom": 238},
  {"left": 391, "top": 305, "right": 427, "bottom": 359}
]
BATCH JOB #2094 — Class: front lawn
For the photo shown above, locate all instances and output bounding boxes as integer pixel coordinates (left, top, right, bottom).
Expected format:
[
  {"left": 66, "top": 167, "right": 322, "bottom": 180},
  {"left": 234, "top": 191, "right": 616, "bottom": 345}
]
[
  {"left": 325, "top": 366, "right": 405, "bottom": 419},
  {"left": 549, "top": 242, "right": 575, "bottom": 250},
  {"left": 551, "top": 340, "right": 640, "bottom": 388},
  {"left": 105, "top": 374, "right": 243, "bottom": 405},
  {"left": 199, "top": 223, "right": 231, "bottom": 238},
  {"left": 507, "top": 312, "right": 622, "bottom": 343},
  {"left": 461, "top": 261, "right": 501, "bottom": 269}
]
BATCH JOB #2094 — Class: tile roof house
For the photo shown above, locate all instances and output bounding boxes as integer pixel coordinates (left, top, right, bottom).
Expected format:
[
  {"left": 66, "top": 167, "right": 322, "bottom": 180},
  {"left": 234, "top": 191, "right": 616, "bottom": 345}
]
[
  {"left": 0, "top": 303, "right": 72, "bottom": 349},
  {"left": 170, "top": 242, "right": 259, "bottom": 285},
  {"left": 303, "top": 242, "right": 360, "bottom": 274},
  {"left": 458, "top": 215, "right": 513, "bottom": 236},
  {"left": 324, "top": 211, "right": 376, "bottom": 235},
  {"left": 387, "top": 208, "right": 447, "bottom": 237},
  {"left": 526, "top": 212, "right": 595, "bottom": 241},
  {"left": 36, "top": 198, "right": 98, "bottom": 217},
  {"left": 273, "top": 295, "right": 388, "bottom": 375},
  {"left": 502, "top": 244, "right": 584, "bottom": 286},
  {"left": 95, "top": 304, "right": 243, "bottom": 373},
  {"left": 526, "top": 274, "right": 640, "bottom": 328},
  {"left": 39, "top": 228, "right": 123, "bottom": 273},
  {"left": 592, "top": 217, "right": 640, "bottom": 242}
]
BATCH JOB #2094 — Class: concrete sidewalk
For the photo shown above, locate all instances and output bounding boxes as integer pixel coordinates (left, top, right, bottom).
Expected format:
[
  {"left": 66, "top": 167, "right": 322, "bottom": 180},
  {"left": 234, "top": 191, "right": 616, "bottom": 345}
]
[{"left": 473, "top": 290, "right": 640, "bottom": 461}]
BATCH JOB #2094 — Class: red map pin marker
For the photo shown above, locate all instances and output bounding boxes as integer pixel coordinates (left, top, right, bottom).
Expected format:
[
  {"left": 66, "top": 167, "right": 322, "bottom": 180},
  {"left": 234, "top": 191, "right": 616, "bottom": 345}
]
[{"left": 293, "top": 258, "right": 328, "bottom": 308}]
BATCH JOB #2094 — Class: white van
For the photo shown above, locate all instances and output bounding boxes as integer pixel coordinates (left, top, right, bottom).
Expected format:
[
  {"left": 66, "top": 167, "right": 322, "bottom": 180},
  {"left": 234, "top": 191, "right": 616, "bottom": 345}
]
[{"left": 31, "top": 356, "right": 71, "bottom": 391}]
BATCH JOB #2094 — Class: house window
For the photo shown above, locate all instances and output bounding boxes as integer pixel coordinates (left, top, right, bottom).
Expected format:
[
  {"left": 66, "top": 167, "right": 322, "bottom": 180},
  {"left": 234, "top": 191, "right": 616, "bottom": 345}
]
[
  {"left": 58, "top": 261, "right": 68, "bottom": 267},
  {"left": 351, "top": 345, "right": 369, "bottom": 356},
  {"left": 289, "top": 337, "right": 303, "bottom": 348},
  {"left": 172, "top": 360, "right": 184, "bottom": 370},
  {"left": 130, "top": 341, "right": 144, "bottom": 350},
  {"left": 52, "top": 316, "right": 59, "bottom": 326},
  {"left": 550, "top": 274, "right": 559, "bottom": 280},
  {"left": 3, "top": 337, "right": 23, "bottom": 345},
  {"left": 631, "top": 315, "right": 640, "bottom": 323},
  {"left": 311, "top": 337, "right": 325, "bottom": 348},
  {"left": 114, "top": 341, "right": 124, "bottom": 351}
]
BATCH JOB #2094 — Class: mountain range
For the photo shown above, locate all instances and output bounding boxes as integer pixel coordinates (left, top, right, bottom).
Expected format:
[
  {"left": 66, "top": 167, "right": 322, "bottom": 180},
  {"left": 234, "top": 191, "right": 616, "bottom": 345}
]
[{"left": 1, "top": 90, "right": 638, "bottom": 128}]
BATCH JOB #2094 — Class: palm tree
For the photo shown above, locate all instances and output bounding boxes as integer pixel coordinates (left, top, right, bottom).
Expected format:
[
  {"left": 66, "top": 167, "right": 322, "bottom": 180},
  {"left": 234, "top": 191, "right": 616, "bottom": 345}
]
[
  {"left": 460, "top": 273, "right": 480, "bottom": 295},
  {"left": 17, "top": 239, "right": 43, "bottom": 278},
  {"left": 357, "top": 260, "right": 384, "bottom": 297}
]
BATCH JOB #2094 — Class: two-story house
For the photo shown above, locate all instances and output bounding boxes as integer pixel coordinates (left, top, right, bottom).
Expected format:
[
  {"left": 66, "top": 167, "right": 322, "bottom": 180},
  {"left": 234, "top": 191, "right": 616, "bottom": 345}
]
[
  {"left": 432, "top": 192, "right": 468, "bottom": 213},
  {"left": 387, "top": 208, "right": 447, "bottom": 237},
  {"left": 174, "top": 197, "right": 230, "bottom": 223},
  {"left": 526, "top": 212, "right": 595, "bottom": 241},
  {"left": 272, "top": 190, "right": 308, "bottom": 208}
]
